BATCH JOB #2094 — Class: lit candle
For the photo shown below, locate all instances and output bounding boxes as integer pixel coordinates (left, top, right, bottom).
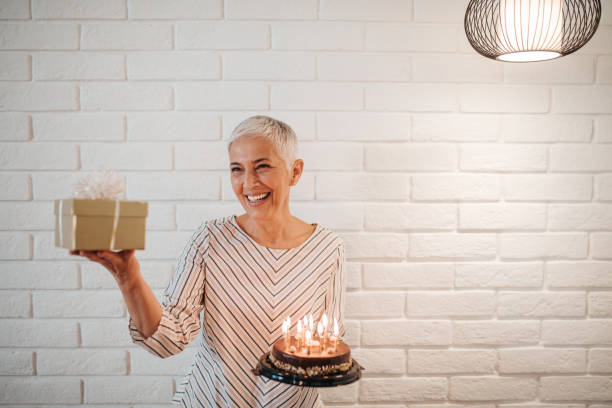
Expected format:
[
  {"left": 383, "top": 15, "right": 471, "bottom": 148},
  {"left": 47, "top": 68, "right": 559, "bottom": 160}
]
[
  {"left": 308, "top": 314, "right": 314, "bottom": 333},
  {"left": 305, "top": 330, "right": 312, "bottom": 355},
  {"left": 321, "top": 313, "right": 328, "bottom": 350},
  {"left": 286, "top": 316, "right": 291, "bottom": 346},
  {"left": 333, "top": 318, "right": 339, "bottom": 353},
  {"left": 296, "top": 320, "right": 303, "bottom": 350},
  {"left": 316, "top": 322, "right": 323, "bottom": 352},
  {"left": 282, "top": 320, "right": 289, "bottom": 349}
]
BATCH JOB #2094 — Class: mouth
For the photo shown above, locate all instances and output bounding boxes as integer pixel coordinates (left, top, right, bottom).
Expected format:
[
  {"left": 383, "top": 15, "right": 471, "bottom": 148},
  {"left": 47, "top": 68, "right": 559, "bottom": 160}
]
[{"left": 245, "top": 192, "right": 270, "bottom": 204}]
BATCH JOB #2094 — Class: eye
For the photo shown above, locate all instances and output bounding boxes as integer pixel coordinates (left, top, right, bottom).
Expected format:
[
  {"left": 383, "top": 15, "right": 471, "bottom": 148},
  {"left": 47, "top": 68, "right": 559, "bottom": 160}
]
[
  {"left": 230, "top": 167, "right": 242, "bottom": 173},
  {"left": 256, "top": 164, "right": 271, "bottom": 170}
]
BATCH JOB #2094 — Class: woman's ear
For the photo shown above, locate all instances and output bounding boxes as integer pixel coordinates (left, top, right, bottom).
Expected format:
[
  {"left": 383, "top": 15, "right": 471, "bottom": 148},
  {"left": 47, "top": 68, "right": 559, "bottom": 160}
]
[{"left": 289, "top": 159, "right": 304, "bottom": 186}]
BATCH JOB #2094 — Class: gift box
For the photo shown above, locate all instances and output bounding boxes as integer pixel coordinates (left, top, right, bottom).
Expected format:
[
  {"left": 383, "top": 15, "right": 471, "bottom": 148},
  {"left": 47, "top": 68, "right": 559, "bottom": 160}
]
[{"left": 54, "top": 198, "right": 148, "bottom": 250}]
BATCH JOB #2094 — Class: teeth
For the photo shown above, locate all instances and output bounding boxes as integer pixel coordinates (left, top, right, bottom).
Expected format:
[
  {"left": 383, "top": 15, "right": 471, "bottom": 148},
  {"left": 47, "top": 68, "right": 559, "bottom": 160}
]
[{"left": 247, "top": 193, "right": 269, "bottom": 202}]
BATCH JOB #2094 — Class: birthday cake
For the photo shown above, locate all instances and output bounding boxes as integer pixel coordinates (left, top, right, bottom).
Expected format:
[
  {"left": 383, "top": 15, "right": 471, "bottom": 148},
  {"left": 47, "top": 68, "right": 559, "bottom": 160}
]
[{"left": 269, "top": 337, "right": 351, "bottom": 377}]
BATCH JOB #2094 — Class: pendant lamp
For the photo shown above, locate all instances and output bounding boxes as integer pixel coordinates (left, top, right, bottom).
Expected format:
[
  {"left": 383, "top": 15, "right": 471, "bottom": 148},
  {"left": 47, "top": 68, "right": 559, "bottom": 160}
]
[{"left": 464, "top": 0, "right": 601, "bottom": 62}]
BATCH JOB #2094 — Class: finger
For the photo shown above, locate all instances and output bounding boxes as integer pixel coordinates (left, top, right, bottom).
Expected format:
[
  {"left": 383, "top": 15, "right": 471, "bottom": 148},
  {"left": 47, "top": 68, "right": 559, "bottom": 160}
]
[{"left": 96, "top": 250, "right": 124, "bottom": 266}]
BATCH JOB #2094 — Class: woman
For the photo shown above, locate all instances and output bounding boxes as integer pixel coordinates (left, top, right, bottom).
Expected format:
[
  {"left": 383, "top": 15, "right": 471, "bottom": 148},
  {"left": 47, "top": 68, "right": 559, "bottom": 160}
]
[{"left": 72, "top": 115, "right": 347, "bottom": 407}]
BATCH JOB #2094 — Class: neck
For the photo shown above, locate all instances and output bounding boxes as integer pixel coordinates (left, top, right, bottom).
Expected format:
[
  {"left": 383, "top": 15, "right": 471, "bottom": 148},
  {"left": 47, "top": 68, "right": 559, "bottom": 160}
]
[{"left": 238, "top": 208, "right": 296, "bottom": 247}]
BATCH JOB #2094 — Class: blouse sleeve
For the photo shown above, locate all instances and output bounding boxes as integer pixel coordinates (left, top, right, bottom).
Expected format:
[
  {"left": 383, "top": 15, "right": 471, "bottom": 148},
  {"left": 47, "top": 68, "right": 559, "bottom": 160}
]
[
  {"left": 128, "top": 222, "right": 209, "bottom": 358},
  {"left": 328, "top": 240, "right": 347, "bottom": 338}
]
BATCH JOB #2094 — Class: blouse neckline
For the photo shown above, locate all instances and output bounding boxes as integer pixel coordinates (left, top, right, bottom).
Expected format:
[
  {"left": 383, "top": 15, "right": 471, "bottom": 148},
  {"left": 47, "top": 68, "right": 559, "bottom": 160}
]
[{"left": 230, "top": 215, "right": 320, "bottom": 253}]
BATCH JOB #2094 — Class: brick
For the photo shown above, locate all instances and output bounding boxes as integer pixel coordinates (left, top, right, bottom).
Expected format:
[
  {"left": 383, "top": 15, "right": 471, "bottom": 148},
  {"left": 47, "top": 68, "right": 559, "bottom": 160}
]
[
  {"left": 0, "top": 350, "right": 33, "bottom": 375},
  {"left": 460, "top": 203, "right": 546, "bottom": 231},
  {"left": 454, "top": 321, "right": 540, "bottom": 346},
  {"left": 139, "top": 231, "right": 194, "bottom": 260},
  {"left": 351, "top": 348, "right": 405, "bottom": 375},
  {"left": 0, "top": 291, "right": 30, "bottom": 317},
  {"left": 589, "top": 292, "right": 612, "bottom": 317},
  {"left": 131, "top": 345, "right": 197, "bottom": 375},
  {"left": 0, "top": 112, "right": 30, "bottom": 140},
  {"left": 131, "top": 0, "right": 222, "bottom": 19},
  {"left": 0, "top": 261, "right": 79, "bottom": 289},
  {"left": 317, "top": 173, "right": 408, "bottom": 201},
  {"left": 455, "top": 262, "right": 543, "bottom": 288},
  {"left": 0, "top": 83, "right": 78, "bottom": 111},
  {"left": 590, "top": 349, "right": 612, "bottom": 373},
  {"left": 554, "top": 86, "right": 612, "bottom": 114},
  {"left": 360, "top": 378, "right": 447, "bottom": 402},
  {"left": 551, "top": 145, "right": 612, "bottom": 172},
  {"left": 598, "top": 175, "right": 612, "bottom": 201},
  {"left": 272, "top": 83, "right": 362, "bottom": 111},
  {"left": 178, "top": 22, "right": 269, "bottom": 49},
  {"left": 502, "top": 114, "right": 593, "bottom": 142},
  {"left": 272, "top": 22, "right": 363, "bottom": 50},
  {"left": 592, "top": 233, "right": 612, "bottom": 259},
  {"left": 128, "top": 51, "right": 219, "bottom": 80},
  {"left": 598, "top": 55, "right": 612, "bottom": 84},
  {"left": 177, "top": 82, "right": 267, "bottom": 110},
  {"left": 413, "top": 113, "right": 499, "bottom": 142},
  {"left": 33, "top": 231, "right": 73, "bottom": 260},
  {"left": 0, "top": 173, "right": 30, "bottom": 200},
  {"left": 414, "top": 0, "right": 469, "bottom": 22},
  {"left": 34, "top": 52, "right": 124, "bottom": 80},
  {"left": 595, "top": 116, "right": 612, "bottom": 143},
  {"left": 460, "top": 144, "right": 547, "bottom": 172},
  {"left": 579, "top": 26, "right": 612, "bottom": 54},
  {"left": 83, "top": 261, "right": 172, "bottom": 289},
  {"left": 145, "top": 202, "right": 176, "bottom": 230},
  {"left": 319, "top": 382, "right": 357, "bottom": 403},
  {"left": 542, "top": 320, "right": 612, "bottom": 345},
  {"left": 84, "top": 377, "right": 173, "bottom": 403},
  {"left": 0, "top": 378, "right": 81, "bottom": 404},
  {"left": 413, "top": 174, "right": 501, "bottom": 201},
  {"left": 340, "top": 233, "right": 408, "bottom": 259},
  {"left": 81, "top": 142, "right": 171, "bottom": 171},
  {"left": 0, "top": 0, "right": 30, "bottom": 19},
  {"left": 0, "top": 52, "right": 30, "bottom": 80},
  {"left": 38, "top": 349, "right": 127, "bottom": 375},
  {"left": 505, "top": 54, "right": 594, "bottom": 84},
  {"left": 366, "top": 144, "right": 456, "bottom": 171},
  {"left": 320, "top": 0, "right": 411, "bottom": 20},
  {"left": 504, "top": 175, "right": 592, "bottom": 201},
  {"left": 175, "top": 141, "right": 227, "bottom": 170},
  {"left": 548, "top": 262, "right": 612, "bottom": 288},
  {"left": 499, "top": 348, "right": 586, "bottom": 374},
  {"left": 346, "top": 292, "right": 404, "bottom": 318},
  {"left": 81, "top": 318, "right": 133, "bottom": 347},
  {"left": 32, "top": 171, "right": 81, "bottom": 200},
  {"left": 33, "top": 0, "right": 125, "bottom": 18},
  {"left": 319, "top": 54, "right": 411, "bottom": 81},
  {"left": 363, "top": 263, "right": 454, "bottom": 289},
  {"left": 345, "top": 262, "right": 361, "bottom": 289},
  {"left": 228, "top": 0, "right": 316, "bottom": 19},
  {"left": 408, "top": 350, "right": 496, "bottom": 374},
  {"left": 367, "top": 84, "right": 457, "bottom": 112},
  {"left": 1, "top": 142, "right": 78, "bottom": 170},
  {"left": 410, "top": 233, "right": 497, "bottom": 260},
  {"left": 223, "top": 111, "right": 316, "bottom": 141},
  {"left": 549, "top": 204, "right": 612, "bottom": 231},
  {"left": 541, "top": 377, "right": 612, "bottom": 401},
  {"left": 34, "top": 290, "right": 124, "bottom": 318},
  {"left": 413, "top": 55, "right": 502, "bottom": 83},
  {"left": 0, "top": 231, "right": 30, "bottom": 259},
  {"left": 450, "top": 377, "right": 537, "bottom": 401},
  {"left": 291, "top": 202, "right": 363, "bottom": 231},
  {"left": 224, "top": 51, "right": 314, "bottom": 80},
  {"left": 129, "top": 112, "right": 220, "bottom": 141},
  {"left": 0, "top": 319, "right": 78, "bottom": 347},
  {"left": 0, "top": 23, "right": 78, "bottom": 49},
  {"left": 362, "top": 320, "right": 451, "bottom": 346},
  {"left": 367, "top": 23, "right": 457, "bottom": 52},
  {"left": 317, "top": 112, "right": 410, "bottom": 141},
  {"left": 82, "top": 83, "right": 173, "bottom": 111},
  {"left": 299, "top": 142, "right": 362, "bottom": 170},
  {"left": 83, "top": 23, "right": 172, "bottom": 50},
  {"left": 33, "top": 113, "right": 124, "bottom": 142},
  {"left": 498, "top": 292, "right": 585, "bottom": 318},
  {"left": 343, "top": 320, "right": 360, "bottom": 347},
  {"left": 501, "top": 233, "right": 588, "bottom": 260},
  {"left": 0, "top": 201, "right": 53, "bottom": 230},
  {"left": 461, "top": 85, "right": 549, "bottom": 113},
  {"left": 366, "top": 203, "right": 456, "bottom": 231},
  {"left": 177, "top": 202, "right": 241, "bottom": 229},
  {"left": 407, "top": 291, "right": 495, "bottom": 317},
  {"left": 128, "top": 173, "right": 219, "bottom": 200}
]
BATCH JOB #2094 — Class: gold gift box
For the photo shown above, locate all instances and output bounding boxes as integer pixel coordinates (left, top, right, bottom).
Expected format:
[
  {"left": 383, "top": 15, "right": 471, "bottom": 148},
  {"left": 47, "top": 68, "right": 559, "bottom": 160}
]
[{"left": 54, "top": 199, "right": 148, "bottom": 250}]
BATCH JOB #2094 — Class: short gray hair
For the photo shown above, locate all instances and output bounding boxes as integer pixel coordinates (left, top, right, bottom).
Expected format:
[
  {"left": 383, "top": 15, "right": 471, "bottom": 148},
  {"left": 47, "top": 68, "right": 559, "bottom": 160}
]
[{"left": 228, "top": 115, "right": 297, "bottom": 168}]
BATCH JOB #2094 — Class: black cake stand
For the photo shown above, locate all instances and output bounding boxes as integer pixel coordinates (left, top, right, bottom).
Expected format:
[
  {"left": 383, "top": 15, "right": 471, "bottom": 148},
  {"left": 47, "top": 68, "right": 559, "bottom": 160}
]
[{"left": 252, "top": 352, "right": 363, "bottom": 387}]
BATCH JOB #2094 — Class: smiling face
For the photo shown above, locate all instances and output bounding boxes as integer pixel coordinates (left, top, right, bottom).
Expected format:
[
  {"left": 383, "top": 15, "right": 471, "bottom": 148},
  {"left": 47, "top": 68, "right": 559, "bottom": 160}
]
[{"left": 229, "top": 135, "right": 303, "bottom": 221}]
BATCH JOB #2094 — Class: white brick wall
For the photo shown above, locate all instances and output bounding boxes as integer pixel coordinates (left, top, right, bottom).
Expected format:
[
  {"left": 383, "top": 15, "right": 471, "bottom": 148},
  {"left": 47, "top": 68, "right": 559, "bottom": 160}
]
[{"left": 1, "top": 0, "right": 611, "bottom": 406}]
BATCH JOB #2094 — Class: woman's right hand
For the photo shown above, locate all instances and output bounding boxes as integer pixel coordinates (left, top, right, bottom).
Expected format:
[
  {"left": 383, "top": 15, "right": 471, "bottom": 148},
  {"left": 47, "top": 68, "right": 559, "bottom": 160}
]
[{"left": 70, "top": 249, "right": 140, "bottom": 288}]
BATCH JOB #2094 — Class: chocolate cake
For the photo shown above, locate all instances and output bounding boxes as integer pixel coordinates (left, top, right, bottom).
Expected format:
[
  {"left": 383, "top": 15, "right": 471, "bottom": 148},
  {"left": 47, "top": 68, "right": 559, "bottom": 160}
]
[{"left": 269, "top": 337, "right": 351, "bottom": 377}]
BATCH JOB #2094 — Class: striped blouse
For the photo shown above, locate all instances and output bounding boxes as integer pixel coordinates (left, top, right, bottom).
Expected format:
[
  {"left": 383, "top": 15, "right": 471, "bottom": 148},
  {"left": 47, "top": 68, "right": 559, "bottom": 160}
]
[{"left": 129, "top": 216, "right": 347, "bottom": 408}]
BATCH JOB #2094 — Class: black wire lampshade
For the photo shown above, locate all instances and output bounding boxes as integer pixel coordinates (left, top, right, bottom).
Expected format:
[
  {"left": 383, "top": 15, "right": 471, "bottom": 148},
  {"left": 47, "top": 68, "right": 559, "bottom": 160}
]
[{"left": 465, "top": 0, "right": 601, "bottom": 62}]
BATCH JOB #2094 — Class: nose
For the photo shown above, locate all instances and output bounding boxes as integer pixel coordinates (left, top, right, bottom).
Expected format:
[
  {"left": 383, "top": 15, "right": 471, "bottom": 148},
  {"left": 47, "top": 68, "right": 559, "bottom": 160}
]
[{"left": 243, "top": 168, "right": 259, "bottom": 191}]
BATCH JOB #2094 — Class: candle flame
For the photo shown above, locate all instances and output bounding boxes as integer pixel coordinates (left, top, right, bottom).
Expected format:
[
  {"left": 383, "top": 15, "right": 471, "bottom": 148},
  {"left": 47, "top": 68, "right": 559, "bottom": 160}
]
[
  {"left": 333, "top": 319, "right": 338, "bottom": 336},
  {"left": 308, "top": 314, "right": 313, "bottom": 332},
  {"left": 322, "top": 313, "right": 328, "bottom": 330},
  {"left": 317, "top": 321, "right": 323, "bottom": 337},
  {"left": 297, "top": 320, "right": 302, "bottom": 333}
]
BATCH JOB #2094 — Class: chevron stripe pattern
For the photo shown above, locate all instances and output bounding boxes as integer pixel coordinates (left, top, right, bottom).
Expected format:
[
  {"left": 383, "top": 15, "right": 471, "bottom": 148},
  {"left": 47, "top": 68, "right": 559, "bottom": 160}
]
[{"left": 129, "top": 216, "right": 347, "bottom": 408}]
